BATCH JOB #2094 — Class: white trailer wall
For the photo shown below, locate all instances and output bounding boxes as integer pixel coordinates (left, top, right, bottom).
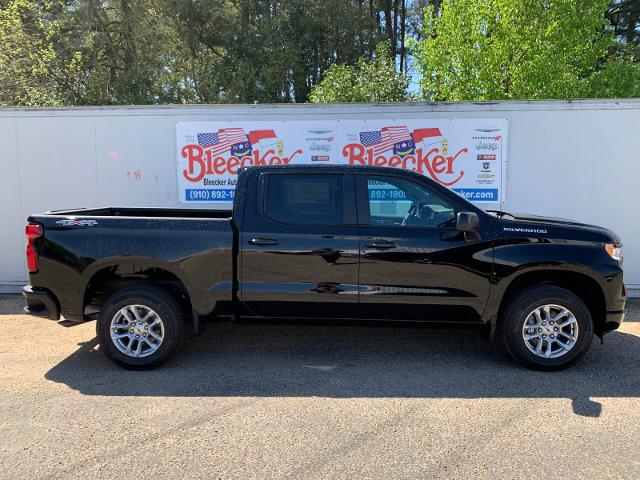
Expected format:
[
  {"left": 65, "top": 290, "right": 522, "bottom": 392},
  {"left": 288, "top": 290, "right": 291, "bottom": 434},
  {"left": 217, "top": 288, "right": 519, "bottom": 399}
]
[{"left": 1, "top": 100, "right": 638, "bottom": 296}]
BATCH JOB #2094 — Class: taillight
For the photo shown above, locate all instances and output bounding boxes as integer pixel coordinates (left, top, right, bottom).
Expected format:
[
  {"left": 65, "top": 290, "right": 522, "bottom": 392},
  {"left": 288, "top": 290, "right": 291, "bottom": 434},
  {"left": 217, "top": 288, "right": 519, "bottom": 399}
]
[{"left": 26, "top": 224, "right": 44, "bottom": 273}]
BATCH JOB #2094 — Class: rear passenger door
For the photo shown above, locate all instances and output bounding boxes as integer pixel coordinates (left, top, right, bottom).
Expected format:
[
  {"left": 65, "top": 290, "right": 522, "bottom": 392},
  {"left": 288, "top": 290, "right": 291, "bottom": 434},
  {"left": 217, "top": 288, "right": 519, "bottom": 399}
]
[{"left": 239, "top": 171, "right": 360, "bottom": 318}]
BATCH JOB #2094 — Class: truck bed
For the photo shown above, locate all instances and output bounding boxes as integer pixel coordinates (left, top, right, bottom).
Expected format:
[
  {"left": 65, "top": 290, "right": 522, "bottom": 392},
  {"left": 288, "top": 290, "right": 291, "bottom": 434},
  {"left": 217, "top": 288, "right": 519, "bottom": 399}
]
[{"left": 27, "top": 206, "right": 235, "bottom": 321}]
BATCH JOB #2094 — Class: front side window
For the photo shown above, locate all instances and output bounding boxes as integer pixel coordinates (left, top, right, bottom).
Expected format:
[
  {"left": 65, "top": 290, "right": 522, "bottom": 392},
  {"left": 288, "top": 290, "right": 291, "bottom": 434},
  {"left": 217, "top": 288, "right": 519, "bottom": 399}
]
[
  {"left": 264, "top": 174, "right": 343, "bottom": 225},
  {"left": 367, "top": 175, "right": 457, "bottom": 228}
]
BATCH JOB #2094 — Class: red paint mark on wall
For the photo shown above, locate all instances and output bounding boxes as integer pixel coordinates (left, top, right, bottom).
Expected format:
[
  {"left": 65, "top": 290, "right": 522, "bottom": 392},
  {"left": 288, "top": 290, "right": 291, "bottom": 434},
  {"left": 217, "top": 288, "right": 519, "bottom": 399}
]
[{"left": 126, "top": 169, "right": 142, "bottom": 180}]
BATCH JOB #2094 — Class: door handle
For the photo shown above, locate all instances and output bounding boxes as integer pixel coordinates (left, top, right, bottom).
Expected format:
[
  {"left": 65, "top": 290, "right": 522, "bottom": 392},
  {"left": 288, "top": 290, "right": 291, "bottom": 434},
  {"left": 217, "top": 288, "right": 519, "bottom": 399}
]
[
  {"left": 248, "top": 237, "right": 279, "bottom": 246},
  {"left": 365, "top": 240, "right": 396, "bottom": 249}
]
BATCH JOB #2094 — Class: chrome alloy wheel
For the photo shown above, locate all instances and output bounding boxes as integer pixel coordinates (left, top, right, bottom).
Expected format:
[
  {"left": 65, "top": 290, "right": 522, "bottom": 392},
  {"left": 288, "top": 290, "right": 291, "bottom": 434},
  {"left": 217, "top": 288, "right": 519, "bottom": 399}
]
[
  {"left": 110, "top": 305, "right": 165, "bottom": 358},
  {"left": 522, "top": 304, "right": 579, "bottom": 359}
]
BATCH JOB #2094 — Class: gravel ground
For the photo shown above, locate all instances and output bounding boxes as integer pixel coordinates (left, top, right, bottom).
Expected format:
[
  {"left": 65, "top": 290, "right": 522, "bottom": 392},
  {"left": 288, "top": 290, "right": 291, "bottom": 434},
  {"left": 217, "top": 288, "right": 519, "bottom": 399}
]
[{"left": 0, "top": 294, "right": 639, "bottom": 480}]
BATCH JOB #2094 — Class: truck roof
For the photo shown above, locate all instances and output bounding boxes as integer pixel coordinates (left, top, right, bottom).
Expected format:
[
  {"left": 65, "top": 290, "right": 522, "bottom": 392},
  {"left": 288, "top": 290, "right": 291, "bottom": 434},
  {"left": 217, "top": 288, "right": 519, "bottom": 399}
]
[{"left": 240, "top": 164, "right": 427, "bottom": 178}]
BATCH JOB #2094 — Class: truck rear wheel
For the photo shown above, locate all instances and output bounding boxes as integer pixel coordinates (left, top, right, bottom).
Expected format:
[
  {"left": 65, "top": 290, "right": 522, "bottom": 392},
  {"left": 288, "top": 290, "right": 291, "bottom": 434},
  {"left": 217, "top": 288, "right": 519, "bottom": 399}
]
[
  {"left": 97, "top": 285, "right": 185, "bottom": 369},
  {"left": 501, "top": 285, "right": 593, "bottom": 370}
]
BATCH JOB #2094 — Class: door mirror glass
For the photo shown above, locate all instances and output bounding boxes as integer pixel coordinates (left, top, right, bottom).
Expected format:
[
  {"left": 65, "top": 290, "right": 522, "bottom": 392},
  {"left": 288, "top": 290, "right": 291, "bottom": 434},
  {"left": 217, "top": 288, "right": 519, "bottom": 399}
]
[{"left": 456, "top": 212, "right": 480, "bottom": 232}]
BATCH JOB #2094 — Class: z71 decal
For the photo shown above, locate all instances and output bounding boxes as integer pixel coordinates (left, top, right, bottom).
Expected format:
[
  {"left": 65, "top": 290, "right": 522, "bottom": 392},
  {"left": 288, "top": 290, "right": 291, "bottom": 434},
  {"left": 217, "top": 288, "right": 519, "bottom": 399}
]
[{"left": 56, "top": 219, "right": 98, "bottom": 227}]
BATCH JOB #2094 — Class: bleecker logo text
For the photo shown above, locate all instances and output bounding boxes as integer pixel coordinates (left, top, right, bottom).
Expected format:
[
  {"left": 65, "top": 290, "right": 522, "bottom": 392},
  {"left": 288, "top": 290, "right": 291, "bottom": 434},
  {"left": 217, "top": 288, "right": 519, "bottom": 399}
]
[
  {"left": 182, "top": 145, "right": 302, "bottom": 182},
  {"left": 342, "top": 144, "right": 466, "bottom": 186}
]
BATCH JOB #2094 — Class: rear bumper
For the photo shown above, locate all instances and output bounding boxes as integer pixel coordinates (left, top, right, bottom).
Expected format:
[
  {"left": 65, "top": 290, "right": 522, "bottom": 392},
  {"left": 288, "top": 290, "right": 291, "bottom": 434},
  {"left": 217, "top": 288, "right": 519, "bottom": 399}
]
[
  {"left": 603, "top": 310, "right": 625, "bottom": 333},
  {"left": 22, "top": 285, "right": 60, "bottom": 320}
]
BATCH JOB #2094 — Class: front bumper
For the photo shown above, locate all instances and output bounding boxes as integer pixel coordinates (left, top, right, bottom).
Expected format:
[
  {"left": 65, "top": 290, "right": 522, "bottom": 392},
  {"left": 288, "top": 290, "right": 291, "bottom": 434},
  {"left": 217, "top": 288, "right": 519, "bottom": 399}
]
[{"left": 22, "top": 285, "right": 60, "bottom": 320}]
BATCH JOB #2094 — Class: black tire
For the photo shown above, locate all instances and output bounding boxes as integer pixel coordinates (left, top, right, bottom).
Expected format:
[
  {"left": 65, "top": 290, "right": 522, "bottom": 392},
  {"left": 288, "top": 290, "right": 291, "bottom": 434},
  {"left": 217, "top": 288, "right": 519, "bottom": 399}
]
[
  {"left": 97, "top": 285, "right": 185, "bottom": 369},
  {"left": 501, "top": 285, "right": 593, "bottom": 370}
]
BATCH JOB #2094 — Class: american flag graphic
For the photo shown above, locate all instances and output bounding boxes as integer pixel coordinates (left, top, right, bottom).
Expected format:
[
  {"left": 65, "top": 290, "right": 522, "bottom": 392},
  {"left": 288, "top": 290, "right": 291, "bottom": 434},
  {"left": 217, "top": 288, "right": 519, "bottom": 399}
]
[
  {"left": 197, "top": 128, "right": 249, "bottom": 156},
  {"left": 360, "top": 131, "right": 382, "bottom": 146},
  {"left": 359, "top": 126, "right": 412, "bottom": 155},
  {"left": 197, "top": 132, "right": 220, "bottom": 148}
]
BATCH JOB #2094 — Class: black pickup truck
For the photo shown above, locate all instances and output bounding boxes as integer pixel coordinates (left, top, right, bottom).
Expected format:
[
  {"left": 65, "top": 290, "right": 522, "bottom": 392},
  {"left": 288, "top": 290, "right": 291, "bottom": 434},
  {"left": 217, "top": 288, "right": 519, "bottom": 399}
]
[{"left": 23, "top": 165, "right": 625, "bottom": 370}]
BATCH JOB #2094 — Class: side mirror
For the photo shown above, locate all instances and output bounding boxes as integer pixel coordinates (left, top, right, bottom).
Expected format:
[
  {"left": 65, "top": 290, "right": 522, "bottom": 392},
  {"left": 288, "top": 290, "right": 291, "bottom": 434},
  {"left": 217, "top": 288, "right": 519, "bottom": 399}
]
[{"left": 456, "top": 211, "right": 480, "bottom": 233}]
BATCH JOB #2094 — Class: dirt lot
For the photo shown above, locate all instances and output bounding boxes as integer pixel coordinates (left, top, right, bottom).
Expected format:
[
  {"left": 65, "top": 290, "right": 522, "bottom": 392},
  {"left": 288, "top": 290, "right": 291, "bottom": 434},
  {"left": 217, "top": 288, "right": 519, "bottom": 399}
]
[{"left": 0, "top": 294, "right": 639, "bottom": 479}]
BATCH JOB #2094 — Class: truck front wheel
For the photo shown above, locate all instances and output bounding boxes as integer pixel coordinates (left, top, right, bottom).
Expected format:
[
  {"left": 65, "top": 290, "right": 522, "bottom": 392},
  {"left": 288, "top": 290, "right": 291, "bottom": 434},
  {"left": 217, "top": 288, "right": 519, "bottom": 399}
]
[
  {"left": 501, "top": 285, "right": 594, "bottom": 370},
  {"left": 97, "top": 285, "right": 185, "bottom": 369}
]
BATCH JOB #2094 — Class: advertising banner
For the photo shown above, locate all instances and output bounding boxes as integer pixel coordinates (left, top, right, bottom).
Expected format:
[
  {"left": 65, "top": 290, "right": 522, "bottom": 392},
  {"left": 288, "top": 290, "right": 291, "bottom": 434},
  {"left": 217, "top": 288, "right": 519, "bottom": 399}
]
[{"left": 176, "top": 118, "right": 507, "bottom": 206}]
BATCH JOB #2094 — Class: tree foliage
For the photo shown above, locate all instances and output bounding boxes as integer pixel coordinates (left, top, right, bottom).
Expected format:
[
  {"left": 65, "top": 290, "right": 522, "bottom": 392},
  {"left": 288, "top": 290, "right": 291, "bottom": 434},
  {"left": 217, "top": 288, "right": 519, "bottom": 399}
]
[
  {"left": 0, "top": 0, "right": 68, "bottom": 105},
  {"left": 607, "top": 0, "right": 640, "bottom": 62},
  {"left": 0, "top": 0, "right": 638, "bottom": 105},
  {"left": 0, "top": 0, "right": 415, "bottom": 105},
  {"left": 309, "top": 41, "right": 409, "bottom": 103},
  {"left": 412, "top": 0, "right": 640, "bottom": 101}
]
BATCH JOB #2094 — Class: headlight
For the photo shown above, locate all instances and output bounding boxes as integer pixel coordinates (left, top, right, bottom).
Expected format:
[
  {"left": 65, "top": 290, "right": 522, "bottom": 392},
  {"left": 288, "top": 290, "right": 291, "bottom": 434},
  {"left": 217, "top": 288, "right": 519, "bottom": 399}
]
[{"left": 605, "top": 243, "right": 622, "bottom": 262}]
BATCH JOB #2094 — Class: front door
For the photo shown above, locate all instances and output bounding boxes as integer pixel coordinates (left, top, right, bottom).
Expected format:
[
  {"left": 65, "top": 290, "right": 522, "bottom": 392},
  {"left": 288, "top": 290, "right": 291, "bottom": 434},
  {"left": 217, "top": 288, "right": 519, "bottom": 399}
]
[
  {"left": 239, "top": 170, "right": 360, "bottom": 318},
  {"left": 356, "top": 173, "right": 493, "bottom": 322}
]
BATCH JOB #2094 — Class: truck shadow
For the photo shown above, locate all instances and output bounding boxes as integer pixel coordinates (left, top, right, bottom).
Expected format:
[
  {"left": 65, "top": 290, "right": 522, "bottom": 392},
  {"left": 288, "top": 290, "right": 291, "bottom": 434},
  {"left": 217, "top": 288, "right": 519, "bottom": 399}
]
[{"left": 45, "top": 320, "right": 640, "bottom": 417}]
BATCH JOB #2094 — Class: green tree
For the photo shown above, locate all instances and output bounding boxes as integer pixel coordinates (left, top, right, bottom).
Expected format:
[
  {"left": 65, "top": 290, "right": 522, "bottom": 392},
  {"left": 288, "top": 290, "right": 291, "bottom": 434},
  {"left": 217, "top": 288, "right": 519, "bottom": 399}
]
[
  {"left": 0, "top": 0, "right": 196, "bottom": 106},
  {"left": 3, "top": 0, "right": 637, "bottom": 106},
  {"left": 0, "top": 0, "right": 72, "bottom": 105},
  {"left": 0, "top": 0, "right": 410, "bottom": 105},
  {"left": 412, "top": 0, "right": 639, "bottom": 100},
  {"left": 78, "top": 0, "right": 191, "bottom": 104},
  {"left": 218, "top": 0, "right": 388, "bottom": 103},
  {"left": 607, "top": 0, "right": 640, "bottom": 62},
  {"left": 309, "top": 41, "right": 409, "bottom": 103}
]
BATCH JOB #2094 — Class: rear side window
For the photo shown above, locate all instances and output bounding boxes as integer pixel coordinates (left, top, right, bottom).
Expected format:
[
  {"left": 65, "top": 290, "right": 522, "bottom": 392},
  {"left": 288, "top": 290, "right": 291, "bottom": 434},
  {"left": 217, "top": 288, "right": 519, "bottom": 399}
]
[{"left": 264, "top": 174, "right": 343, "bottom": 226}]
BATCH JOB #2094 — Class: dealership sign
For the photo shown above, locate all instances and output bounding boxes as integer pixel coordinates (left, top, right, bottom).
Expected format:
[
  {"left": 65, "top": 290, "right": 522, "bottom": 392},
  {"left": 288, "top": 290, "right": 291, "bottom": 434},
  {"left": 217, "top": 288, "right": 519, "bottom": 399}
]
[{"left": 176, "top": 119, "right": 508, "bottom": 205}]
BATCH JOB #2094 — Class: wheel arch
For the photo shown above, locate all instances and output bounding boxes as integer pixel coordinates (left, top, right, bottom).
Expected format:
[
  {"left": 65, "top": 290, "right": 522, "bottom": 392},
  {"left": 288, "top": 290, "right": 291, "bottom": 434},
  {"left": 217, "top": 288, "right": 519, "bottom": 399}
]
[
  {"left": 494, "top": 269, "right": 607, "bottom": 337},
  {"left": 81, "top": 259, "right": 198, "bottom": 328}
]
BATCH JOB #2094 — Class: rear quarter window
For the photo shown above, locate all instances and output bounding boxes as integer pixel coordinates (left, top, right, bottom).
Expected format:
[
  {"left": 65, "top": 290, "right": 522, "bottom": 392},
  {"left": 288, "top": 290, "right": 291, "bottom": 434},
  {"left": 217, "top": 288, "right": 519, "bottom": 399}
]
[{"left": 264, "top": 174, "right": 343, "bottom": 226}]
